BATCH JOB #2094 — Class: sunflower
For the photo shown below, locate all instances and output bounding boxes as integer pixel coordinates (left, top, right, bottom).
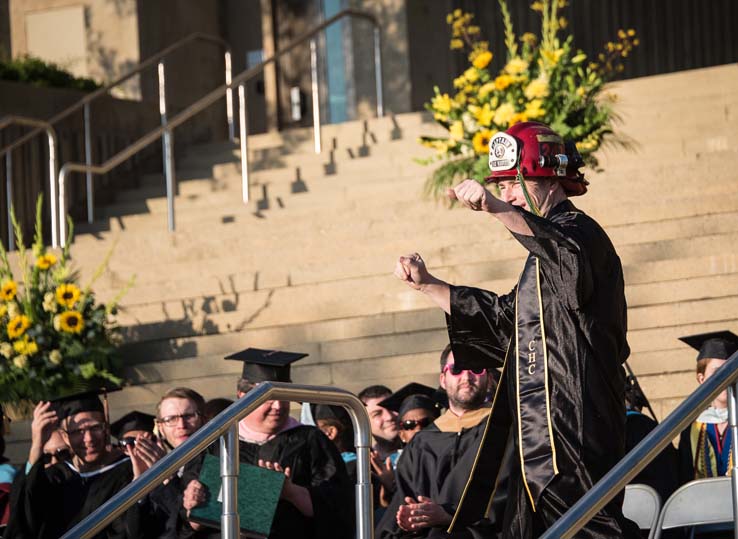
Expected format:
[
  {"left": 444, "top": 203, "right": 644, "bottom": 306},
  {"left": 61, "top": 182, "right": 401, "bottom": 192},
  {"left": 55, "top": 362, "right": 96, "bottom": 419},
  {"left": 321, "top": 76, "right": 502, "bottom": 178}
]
[
  {"left": 56, "top": 283, "right": 81, "bottom": 309},
  {"left": 7, "top": 315, "right": 30, "bottom": 339},
  {"left": 1, "top": 280, "right": 17, "bottom": 301},
  {"left": 58, "top": 310, "right": 84, "bottom": 334},
  {"left": 35, "top": 253, "right": 58, "bottom": 270},
  {"left": 472, "top": 130, "right": 493, "bottom": 154}
]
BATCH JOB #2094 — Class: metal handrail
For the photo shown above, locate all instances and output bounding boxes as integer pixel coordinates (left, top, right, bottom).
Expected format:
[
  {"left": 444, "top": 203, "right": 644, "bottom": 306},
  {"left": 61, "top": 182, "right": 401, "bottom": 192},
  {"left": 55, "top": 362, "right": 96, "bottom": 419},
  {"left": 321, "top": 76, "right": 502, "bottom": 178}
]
[
  {"left": 541, "top": 350, "right": 738, "bottom": 539},
  {"left": 57, "top": 8, "right": 383, "bottom": 247},
  {"left": 0, "top": 116, "right": 59, "bottom": 248},
  {"left": 0, "top": 32, "right": 234, "bottom": 229},
  {"left": 61, "top": 382, "right": 374, "bottom": 539}
]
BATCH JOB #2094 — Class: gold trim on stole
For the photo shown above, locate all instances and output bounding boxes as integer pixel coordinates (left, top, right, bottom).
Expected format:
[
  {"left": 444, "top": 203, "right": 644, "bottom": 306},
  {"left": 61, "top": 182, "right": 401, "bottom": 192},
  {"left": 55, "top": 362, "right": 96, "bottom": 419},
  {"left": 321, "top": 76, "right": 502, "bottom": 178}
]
[{"left": 536, "top": 257, "right": 559, "bottom": 475}]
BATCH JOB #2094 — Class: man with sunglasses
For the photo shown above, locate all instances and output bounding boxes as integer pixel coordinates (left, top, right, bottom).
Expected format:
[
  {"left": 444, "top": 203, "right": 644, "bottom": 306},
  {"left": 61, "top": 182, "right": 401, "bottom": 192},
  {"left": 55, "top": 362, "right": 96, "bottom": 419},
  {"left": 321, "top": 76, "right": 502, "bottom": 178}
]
[
  {"left": 395, "top": 122, "right": 639, "bottom": 538},
  {"left": 376, "top": 345, "right": 504, "bottom": 538}
]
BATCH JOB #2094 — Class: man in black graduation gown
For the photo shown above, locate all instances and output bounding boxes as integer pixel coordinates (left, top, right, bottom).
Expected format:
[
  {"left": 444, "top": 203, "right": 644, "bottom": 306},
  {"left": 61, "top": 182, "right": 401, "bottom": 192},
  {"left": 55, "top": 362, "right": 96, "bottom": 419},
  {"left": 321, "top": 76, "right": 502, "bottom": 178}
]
[
  {"left": 376, "top": 345, "right": 506, "bottom": 539},
  {"left": 185, "top": 348, "right": 354, "bottom": 539},
  {"left": 5, "top": 387, "right": 142, "bottom": 539},
  {"left": 395, "top": 122, "right": 639, "bottom": 538}
]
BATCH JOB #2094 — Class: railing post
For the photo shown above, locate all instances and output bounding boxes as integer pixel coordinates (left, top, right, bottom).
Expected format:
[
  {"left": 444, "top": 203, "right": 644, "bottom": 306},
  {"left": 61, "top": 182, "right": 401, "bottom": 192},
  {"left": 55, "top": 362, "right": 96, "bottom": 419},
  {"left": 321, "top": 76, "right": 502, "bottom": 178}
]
[
  {"left": 58, "top": 167, "right": 68, "bottom": 248},
  {"left": 83, "top": 103, "right": 94, "bottom": 223},
  {"left": 728, "top": 383, "right": 738, "bottom": 538},
  {"left": 46, "top": 128, "right": 58, "bottom": 249},
  {"left": 5, "top": 152, "right": 13, "bottom": 251},
  {"left": 238, "top": 83, "right": 249, "bottom": 204},
  {"left": 373, "top": 26, "right": 384, "bottom": 118},
  {"left": 225, "top": 50, "right": 235, "bottom": 142},
  {"left": 355, "top": 424, "right": 373, "bottom": 539},
  {"left": 158, "top": 61, "right": 176, "bottom": 232},
  {"left": 221, "top": 422, "right": 240, "bottom": 539},
  {"left": 310, "top": 38, "right": 321, "bottom": 154}
]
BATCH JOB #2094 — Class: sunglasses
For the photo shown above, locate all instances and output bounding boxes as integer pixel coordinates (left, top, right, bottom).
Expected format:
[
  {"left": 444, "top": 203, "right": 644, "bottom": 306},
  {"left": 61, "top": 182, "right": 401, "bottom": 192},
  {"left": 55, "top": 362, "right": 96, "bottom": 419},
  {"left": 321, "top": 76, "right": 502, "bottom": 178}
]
[
  {"left": 117, "top": 436, "right": 137, "bottom": 449},
  {"left": 401, "top": 417, "right": 433, "bottom": 431},
  {"left": 442, "top": 364, "right": 486, "bottom": 376},
  {"left": 42, "top": 448, "right": 72, "bottom": 465}
]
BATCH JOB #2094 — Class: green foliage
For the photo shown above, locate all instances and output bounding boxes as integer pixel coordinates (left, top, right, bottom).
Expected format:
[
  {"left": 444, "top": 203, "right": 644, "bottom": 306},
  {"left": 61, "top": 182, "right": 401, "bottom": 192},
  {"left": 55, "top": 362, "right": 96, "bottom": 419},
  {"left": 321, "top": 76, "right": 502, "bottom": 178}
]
[
  {"left": 0, "top": 55, "right": 99, "bottom": 92},
  {"left": 0, "top": 196, "right": 128, "bottom": 404},
  {"left": 419, "top": 1, "right": 639, "bottom": 199}
]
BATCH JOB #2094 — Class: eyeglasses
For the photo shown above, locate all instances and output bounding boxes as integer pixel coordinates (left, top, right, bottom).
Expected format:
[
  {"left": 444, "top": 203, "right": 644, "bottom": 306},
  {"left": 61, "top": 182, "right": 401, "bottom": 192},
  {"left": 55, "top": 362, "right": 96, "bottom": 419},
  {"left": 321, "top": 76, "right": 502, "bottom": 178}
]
[
  {"left": 64, "top": 423, "right": 106, "bottom": 438},
  {"left": 442, "top": 364, "right": 486, "bottom": 376},
  {"left": 401, "top": 417, "right": 433, "bottom": 431},
  {"left": 157, "top": 412, "right": 200, "bottom": 427},
  {"left": 42, "top": 447, "right": 72, "bottom": 465}
]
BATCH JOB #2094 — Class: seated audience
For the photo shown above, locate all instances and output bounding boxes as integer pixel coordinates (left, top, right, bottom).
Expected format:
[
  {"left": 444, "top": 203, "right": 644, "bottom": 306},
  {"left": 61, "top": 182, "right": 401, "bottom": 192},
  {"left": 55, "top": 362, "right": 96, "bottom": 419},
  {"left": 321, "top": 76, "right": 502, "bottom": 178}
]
[
  {"left": 5, "top": 387, "right": 146, "bottom": 538},
  {"left": 378, "top": 383, "right": 441, "bottom": 447},
  {"left": 183, "top": 348, "right": 354, "bottom": 539},
  {"left": 110, "top": 411, "right": 156, "bottom": 447},
  {"left": 376, "top": 345, "right": 505, "bottom": 539},
  {"left": 678, "top": 331, "right": 738, "bottom": 484}
]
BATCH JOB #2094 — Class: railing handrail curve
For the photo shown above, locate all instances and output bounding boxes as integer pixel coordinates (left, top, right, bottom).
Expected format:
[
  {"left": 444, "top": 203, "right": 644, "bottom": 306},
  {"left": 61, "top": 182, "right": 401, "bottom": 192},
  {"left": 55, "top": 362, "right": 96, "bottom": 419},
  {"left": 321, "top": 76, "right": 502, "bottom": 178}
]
[
  {"left": 0, "top": 32, "right": 231, "bottom": 159},
  {"left": 540, "top": 350, "right": 738, "bottom": 538},
  {"left": 57, "top": 8, "right": 382, "bottom": 247},
  {"left": 61, "top": 382, "right": 374, "bottom": 539}
]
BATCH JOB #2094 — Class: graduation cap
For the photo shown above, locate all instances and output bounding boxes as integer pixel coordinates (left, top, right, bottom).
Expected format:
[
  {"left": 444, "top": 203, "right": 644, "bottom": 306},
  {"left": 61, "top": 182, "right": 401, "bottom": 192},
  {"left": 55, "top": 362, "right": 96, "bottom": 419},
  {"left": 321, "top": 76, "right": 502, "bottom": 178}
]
[
  {"left": 378, "top": 383, "right": 441, "bottom": 418},
  {"left": 110, "top": 411, "right": 155, "bottom": 440},
  {"left": 224, "top": 347, "right": 308, "bottom": 383},
  {"left": 312, "top": 404, "right": 351, "bottom": 426},
  {"left": 50, "top": 385, "right": 122, "bottom": 423},
  {"left": 679, "top": 330, "right": 738, "bottom": 361}
]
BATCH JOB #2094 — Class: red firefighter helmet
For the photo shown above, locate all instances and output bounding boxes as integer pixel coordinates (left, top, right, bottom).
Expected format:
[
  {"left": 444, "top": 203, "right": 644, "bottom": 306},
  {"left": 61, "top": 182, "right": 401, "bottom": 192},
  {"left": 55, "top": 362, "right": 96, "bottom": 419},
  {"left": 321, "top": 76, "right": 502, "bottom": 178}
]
[{"left": 486, "top": 121, "right": 588, "bottom": 196}]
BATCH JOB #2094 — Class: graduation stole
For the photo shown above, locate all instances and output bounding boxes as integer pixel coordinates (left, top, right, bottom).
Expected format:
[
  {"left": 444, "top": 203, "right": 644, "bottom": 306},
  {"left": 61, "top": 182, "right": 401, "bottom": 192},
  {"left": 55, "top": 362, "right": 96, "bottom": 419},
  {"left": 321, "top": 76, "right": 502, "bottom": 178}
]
[
  {"left": 691, "top": 422, "right": 734, "bottom": 479},
  {"left": 515, "top": 255, "right": 559, "bottom": 510}
]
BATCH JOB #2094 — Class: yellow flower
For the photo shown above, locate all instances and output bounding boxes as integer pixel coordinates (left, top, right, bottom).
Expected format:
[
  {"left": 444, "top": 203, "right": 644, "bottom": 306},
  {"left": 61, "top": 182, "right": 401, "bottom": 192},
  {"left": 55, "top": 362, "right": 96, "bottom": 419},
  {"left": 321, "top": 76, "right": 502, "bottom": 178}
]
[
  {"left": 521, "top": 33, "right": 538, "bottom": 47},
  {"left": 478, "top": 82, "right": 496, "bottom": 99},
  {"left": 509, "top": 112, "right": 529, "bottom": 126},
  {"left": 472, "top": 130, "right": 493, "bottom": 154},
  {"left": 618, "top": 29, "right": 627, "bottom": 39},
  {"left": 13, "top": 336, "right": 38, "bottom": 356},
  {"left": 540, "top": 48, "right": 565, "bottom": 65},
  {"left": 0, "top": 304, "right": 6, "bottom": 318},
  {"left": 627, "top": 29, "right": 636, "bottom": 37},
  {"left": 7, "top": 302, "right": 18, "bottom": 319},
  {"left": 56, "top": 283, "right": 81, "bottom": 309},
  {"left": 1, "top": 280, "right": 17, "bottom": 302},
  {"left": 504, "top": 57, "right": 529, "bottom": 75},
  {"left": 463, "top": 67, "right": 479, "bottom": 83},
  {"left": 35, "top": 253, "right": 58, "bottom": 270},
  {"left": 524, "top": 99, "right": 546, "bottom": 119},
  {"left": 453, "top": 75, "right": 467, "bottom": 89},
  {"left": 432, "top": 93, "right": 453, "bottom": 114},
  {"left": 58, "top": 310, "right": 85, "bottom": 334},
  {"left": 572, "top": 53, "right": 587, "bottom": 64},
  {"left": 524, "top": 77, "right": 550, "bottom": 99},
  {"left": 449, "top": 121, "right": 465, "bottom": 141},
  {"left": 576, "top": 87, "right": 586, "bottom": 98},
  {"left": 453, "top": 9, "right": 462, "bottom": 17},
  {"left": 49, "top": 349, "right": 63, "bottom": 365},
  {"left": 472, "top": 51, "right": 493, "bottom": 69},
  {"left": 493, "top": 103, "right": 516, "bottom": 127},
  {"left": 13, "top": 354, "right": 28, "bottom": 370},
  {"left": 7, "top": 315, "right": 30, "bottom": 339},
  {"left": 531, "top": 1, "right": 544, "bottom": 12},
  {"left": 473, "top": 103, "right": 495, "bottom": 127},
  {"left": 43, "top": 292, "right": 57, "bottom": 313},
  {"left": 494, "top": 74, "right": 515, "bottom": 91},
  {"left": 0, "top": 342, "right": 12, "bottom": 359},
  {"left": 450, "top": 38, "right": 464, "bottom": 50}
]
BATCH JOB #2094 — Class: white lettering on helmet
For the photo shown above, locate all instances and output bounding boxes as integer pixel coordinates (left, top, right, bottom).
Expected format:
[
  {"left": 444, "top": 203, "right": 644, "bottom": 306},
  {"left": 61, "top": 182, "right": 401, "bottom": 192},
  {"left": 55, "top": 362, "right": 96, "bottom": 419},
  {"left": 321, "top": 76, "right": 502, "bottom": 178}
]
[{"left": 488, "top": 132, "right": 518, "bottom": 172}]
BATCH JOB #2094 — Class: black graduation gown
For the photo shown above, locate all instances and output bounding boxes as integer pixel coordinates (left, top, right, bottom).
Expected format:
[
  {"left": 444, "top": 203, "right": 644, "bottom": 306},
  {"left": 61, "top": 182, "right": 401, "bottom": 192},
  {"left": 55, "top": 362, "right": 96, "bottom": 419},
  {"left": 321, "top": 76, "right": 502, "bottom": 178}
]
[
  {"left": 625, "top": 411, "right": 678, "bottom": 503},
  {"left": 376, "top": 408, "right": 509, "bottom": 539},
  {"left": 446, "top": 200, "right": 640, "bottom": 539},
  {"left": 9, "top": 456, "right": 135, "bottom": 539},
  {"left": 238, "top": 425, "right": 355, "bottom": 539}
]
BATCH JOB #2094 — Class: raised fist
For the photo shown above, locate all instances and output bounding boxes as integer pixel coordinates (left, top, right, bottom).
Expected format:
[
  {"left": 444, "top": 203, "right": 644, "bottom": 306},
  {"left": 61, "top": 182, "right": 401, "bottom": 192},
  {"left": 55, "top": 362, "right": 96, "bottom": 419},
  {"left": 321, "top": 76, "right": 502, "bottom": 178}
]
[
  {"left": 394, "top": 253, "right": 432, "bottom": 291},
  {"left": 447, "top": 179, "right": 494, "bottom": 212}
]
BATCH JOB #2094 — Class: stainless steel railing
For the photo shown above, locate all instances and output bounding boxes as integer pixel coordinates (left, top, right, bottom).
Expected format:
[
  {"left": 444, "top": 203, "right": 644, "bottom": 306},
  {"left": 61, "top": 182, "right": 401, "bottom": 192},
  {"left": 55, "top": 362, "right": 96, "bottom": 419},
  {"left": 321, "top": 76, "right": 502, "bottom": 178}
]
[
  {"left": 0, "top": 32, "right": 233, "bottom": 236},
  {"left": 57, "top": 8, "right": 383, "bottom": 248},
  {"left": 61, "top": 382, "right": 374, "bottom": 539},
  {"left": 540, "top": 350, "right": 738, "bottom": 538},
  {"left": 0, "top": 116, "right": 58, "bottom": 248}
]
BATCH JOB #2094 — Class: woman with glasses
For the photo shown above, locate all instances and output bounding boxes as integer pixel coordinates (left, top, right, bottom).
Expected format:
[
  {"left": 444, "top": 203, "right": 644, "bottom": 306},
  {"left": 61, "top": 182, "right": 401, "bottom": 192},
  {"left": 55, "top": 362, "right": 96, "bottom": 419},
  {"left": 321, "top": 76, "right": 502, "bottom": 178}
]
[{"left": 378, "top": 383, "right": 440, "bottom": 447}]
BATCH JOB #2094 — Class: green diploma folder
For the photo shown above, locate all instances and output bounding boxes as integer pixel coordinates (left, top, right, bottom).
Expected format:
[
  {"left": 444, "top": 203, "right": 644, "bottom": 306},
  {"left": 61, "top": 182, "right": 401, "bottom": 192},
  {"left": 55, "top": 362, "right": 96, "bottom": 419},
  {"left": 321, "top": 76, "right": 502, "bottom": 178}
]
[{"left": 189, "top": 453, "right": 285, "bottom": 538}]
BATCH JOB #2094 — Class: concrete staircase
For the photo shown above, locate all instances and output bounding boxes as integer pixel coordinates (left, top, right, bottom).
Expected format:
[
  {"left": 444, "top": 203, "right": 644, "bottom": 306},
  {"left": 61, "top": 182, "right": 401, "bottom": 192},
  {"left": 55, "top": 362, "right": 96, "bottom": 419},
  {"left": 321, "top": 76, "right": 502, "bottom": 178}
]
[{"left": 5, "top": 63, "right": 738, "bottom": 462}]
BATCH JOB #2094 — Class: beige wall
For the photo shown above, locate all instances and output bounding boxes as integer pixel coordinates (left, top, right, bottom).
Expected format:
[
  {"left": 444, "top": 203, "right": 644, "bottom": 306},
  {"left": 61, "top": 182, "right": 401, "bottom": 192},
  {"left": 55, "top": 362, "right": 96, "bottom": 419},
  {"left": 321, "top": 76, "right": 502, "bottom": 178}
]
[{"left": 8, "top": 0, "right": 141, "bottom": 99}]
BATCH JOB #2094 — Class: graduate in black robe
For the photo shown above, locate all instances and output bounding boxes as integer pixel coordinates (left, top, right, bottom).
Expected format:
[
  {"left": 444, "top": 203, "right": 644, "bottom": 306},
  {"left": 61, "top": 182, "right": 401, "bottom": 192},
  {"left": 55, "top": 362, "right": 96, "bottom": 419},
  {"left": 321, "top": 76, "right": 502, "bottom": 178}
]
[
  {"left": 180, "top": 348, "right": 355, "bottom": 539},
  {"left": 6, "top": 387, "right": 142, "bottom": 539},
  {"left": 395, "top": 122, "right": 640, "bottom": 538}
]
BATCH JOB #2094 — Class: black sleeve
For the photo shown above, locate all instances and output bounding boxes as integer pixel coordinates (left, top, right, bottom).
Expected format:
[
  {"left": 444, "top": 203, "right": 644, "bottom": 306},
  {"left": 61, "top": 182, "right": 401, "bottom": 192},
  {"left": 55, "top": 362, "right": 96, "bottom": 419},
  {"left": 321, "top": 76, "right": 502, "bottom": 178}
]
[
  {"left": 446, "top": 285, "right": 516, "bottom": 370},
  {"left": 677, "top": 427, "right": 696, "bottom": 486},
  {"left": 304, "top": 430, "right": 355, "bottom": 539},
  {"left": 511, "top": 207, "right": 594, "bottom": 310},
  {"left": 375, "top": 445, "right": 418, "bottom": 539}
]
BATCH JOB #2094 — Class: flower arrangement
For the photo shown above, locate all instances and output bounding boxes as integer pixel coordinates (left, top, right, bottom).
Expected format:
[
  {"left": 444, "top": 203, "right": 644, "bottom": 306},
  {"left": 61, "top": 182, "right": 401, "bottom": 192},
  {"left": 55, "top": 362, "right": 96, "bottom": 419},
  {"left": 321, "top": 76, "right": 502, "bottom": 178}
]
[
  {"left": 0, "top": 197, "right": 131, "bottom": 409},
  {"left": 419, "top": 0, "right": 638, "bottom": 199}
]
